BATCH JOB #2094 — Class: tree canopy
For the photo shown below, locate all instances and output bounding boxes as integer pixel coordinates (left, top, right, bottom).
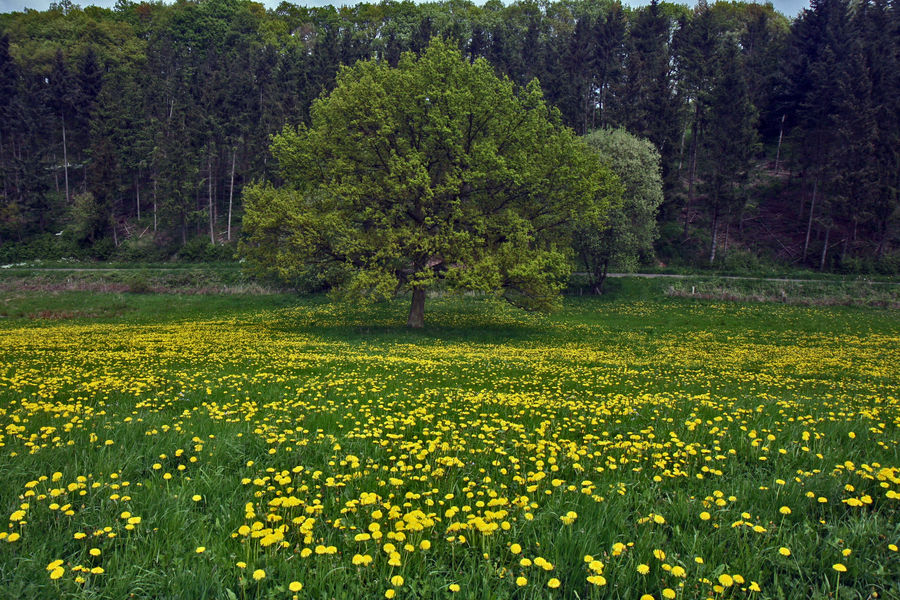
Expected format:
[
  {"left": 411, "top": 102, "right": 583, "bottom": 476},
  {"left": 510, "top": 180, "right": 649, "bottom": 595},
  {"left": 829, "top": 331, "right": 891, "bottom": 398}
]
[{"left": 240, "top": 39, "right": 618, "bottom": 327}]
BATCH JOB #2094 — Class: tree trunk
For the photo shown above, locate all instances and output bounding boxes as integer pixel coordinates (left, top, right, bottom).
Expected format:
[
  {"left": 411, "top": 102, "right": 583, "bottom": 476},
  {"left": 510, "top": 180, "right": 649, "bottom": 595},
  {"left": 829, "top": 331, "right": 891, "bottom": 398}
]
[
  {"left": 54, "top": 154, "right": 60, "bottom": 198},
  {"left": 684, "top": 105, "right": 701, "bottom": 239},
  {"left": 153, "top": 177, "right": 158, "bottom": 232},
  {"left": 407, "top": 287, "right": 426, "bottom": 329},
  {"left": 709, "top": 204, "right": 719, "bottom": 265},
  {"left": 774, "top": 114, "right": 785, "bottom": 173},
  {"left": 803, "top": 176, "right": 818, "bottom": 262},
  {"left": 208, "top": 151, "right": 215, "bottom": 244},
  {"left": 61, "top": 114, "right": 69, "bottom": 204},
  {"left": 135, "top": 173, "right": 141, "bottom": 220},
  {"left": 227, "top": 149, "right": 236, "bottom": 242},
  {"left": 594, "top": 260, "right": 609, "bottom": 295},
  {"left": 819, "top": 226, "right": 830, "bottom": 270},
  {"left": 876, "top": 224, "right": 887, "bottom": 259}
]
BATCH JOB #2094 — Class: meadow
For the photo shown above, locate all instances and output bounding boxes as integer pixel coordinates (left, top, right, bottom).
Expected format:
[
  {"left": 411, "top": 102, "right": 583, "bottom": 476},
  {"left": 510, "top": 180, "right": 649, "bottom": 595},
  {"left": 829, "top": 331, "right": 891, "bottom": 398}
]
[{"left": 0, "top": 289, "right": 898, "bottom": 599}]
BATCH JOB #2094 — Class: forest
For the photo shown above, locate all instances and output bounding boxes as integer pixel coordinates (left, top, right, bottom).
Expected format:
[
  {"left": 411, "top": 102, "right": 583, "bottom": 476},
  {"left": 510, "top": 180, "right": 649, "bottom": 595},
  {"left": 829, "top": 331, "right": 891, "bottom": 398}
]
[{"left": 0, "top": 0, "right": 897, "bottom": 274}]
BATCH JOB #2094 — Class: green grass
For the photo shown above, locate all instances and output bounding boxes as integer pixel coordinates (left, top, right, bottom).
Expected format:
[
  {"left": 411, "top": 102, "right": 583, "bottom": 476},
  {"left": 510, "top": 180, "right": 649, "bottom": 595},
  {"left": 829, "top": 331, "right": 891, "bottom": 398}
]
[{"left": 0, "top": 290, "right": 898, "bottom": 600}]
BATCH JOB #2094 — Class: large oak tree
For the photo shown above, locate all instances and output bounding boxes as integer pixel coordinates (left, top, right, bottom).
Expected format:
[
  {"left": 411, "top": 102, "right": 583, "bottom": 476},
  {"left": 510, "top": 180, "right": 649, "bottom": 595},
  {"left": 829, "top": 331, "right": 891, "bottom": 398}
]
[{"left": 240, "top": 39, "right": 618, "bottom": 327}]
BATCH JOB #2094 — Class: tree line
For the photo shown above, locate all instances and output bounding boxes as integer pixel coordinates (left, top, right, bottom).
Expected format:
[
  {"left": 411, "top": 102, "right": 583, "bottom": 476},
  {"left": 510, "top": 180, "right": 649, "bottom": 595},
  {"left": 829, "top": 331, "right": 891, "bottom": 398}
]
[{"left": 0, "top": 0, "right": 897, "bottom": 273}]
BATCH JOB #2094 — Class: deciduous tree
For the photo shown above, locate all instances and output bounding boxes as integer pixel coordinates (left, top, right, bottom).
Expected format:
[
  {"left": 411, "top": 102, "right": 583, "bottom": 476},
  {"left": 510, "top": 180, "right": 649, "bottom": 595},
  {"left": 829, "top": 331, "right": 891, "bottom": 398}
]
[
  {"left": 240, "top": 40, "right": 618, "bottom": 327},
  {"left": 575, "top": 128, "right": 662, "bottom": 293}
]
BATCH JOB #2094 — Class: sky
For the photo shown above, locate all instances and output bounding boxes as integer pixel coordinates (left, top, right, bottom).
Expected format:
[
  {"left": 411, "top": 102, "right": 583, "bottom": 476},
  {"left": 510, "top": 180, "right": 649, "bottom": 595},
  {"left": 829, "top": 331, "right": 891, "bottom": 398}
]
[{"left": 0, "top": 0, "right": 811, "bottom": 19}]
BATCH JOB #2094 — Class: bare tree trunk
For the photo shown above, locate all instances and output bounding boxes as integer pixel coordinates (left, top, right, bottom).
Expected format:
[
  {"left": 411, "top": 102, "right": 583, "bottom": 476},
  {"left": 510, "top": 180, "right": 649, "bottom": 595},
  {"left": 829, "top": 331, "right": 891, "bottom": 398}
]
[
  {"left": 684, "top": 105, "right": 701, "bottom": 239},
  {"left": 876, "top": 224, "right": 887, "bottom": 259},
  {"left": 819, "top": 226, "right": 830, "bottom": 270},
  {"left": 774, "top": 114, "right": 785, "bottom": 173},
  {"left": 208, "top": 151, "right": 215, "bottom": 244},
  {"left": 0, "top": 131, "right": 7, "bottom": 201},
  {"left": 153, "top": 177, "right": 158, "bottom": 232},
  {"left": 803, "top": 176, "right": 818, "bottom": 262},
  {"left": 407, "top": 287, "right": 426, "bottom": 329},
  {"left": 135, "top": 173, "right": 141, "bottom": 220},
  {"left": 709, "top": 204, "right": 719, "bottom": 265},
  {"left": 13, "top": 136, "right": 21, "bottom": 197},
  {"left": 54, "top": 154, "right": 60, "bottom": 198},
  {"left": 227, "top": 148, "right": 236, "bottom": 242},
  {"left": 61, "top": 114, "right": 70, "bottom": 204}
]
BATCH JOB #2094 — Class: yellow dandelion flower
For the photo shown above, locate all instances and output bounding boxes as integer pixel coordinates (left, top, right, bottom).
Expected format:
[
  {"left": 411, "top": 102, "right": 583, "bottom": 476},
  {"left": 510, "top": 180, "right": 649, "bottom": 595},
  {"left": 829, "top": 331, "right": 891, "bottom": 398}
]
[
  {"left": 289, "top": 581, "right": 303, "bottom": 592},
  {"left": 252, "top": 569, "right": 265, "bottom": 581},
  {"left": 547, "top": 578, "right": 561, "bottom": 589},
  {"left": 516, "top": 576, "right": 527, "bottom": 587},
  {"left": 832, "top": 563, "right": 847, "bottom": 572}
]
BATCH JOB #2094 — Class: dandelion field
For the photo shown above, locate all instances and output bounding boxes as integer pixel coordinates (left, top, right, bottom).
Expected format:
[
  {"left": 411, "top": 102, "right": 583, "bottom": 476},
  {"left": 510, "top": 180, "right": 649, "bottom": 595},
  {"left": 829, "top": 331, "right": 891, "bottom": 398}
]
[{"left": 1, "top": 292, "right": 898, "bottom": 600}]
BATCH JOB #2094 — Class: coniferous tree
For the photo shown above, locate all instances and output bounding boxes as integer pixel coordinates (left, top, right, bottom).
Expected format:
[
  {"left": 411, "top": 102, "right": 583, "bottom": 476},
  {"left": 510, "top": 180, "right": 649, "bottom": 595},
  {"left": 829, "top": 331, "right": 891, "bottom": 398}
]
[
  {"left": 616, "top": 0, "right": 681, "bottom": 200},
  {"left": 48, "top": 49, "right": 76, "bottom": 205},
  {"left": 700, "top": 38, "right": 758, "bottom": 264},
  {"left": 0, "top": 34, "right": 18, "bottom": 234},
  {"left": 591, "top": 4, "right": 626, "bottom": 130},
  {"left": 785, "top": 0, "right": 855, "bottom": 264},
  {"left": 861, "top": 0, "right": 899, "bottom": 261},
  {"left": 673, "top": 0, "right": 721, "bottom": 236}
]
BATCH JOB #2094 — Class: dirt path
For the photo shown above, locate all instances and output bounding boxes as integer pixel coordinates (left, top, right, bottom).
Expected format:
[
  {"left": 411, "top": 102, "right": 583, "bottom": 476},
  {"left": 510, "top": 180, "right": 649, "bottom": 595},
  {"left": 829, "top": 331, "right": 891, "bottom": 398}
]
[{"left": 596, "top": 272, "right": 900, "bottom": 285}]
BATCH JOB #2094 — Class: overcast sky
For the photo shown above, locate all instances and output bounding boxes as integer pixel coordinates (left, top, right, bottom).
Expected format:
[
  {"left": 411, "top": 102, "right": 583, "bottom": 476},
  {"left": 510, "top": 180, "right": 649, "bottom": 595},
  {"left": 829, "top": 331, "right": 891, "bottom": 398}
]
[{"left": 0, "top": 0, "right": 811, "bottom": 20}]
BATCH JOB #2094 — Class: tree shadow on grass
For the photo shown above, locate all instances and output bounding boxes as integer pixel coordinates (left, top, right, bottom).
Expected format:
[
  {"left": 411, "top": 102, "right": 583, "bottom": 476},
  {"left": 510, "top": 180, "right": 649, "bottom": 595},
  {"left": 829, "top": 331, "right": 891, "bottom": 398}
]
[{"left": 253, "top": 293, "right": 561, "bottom": 346}]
